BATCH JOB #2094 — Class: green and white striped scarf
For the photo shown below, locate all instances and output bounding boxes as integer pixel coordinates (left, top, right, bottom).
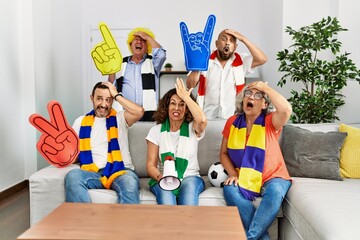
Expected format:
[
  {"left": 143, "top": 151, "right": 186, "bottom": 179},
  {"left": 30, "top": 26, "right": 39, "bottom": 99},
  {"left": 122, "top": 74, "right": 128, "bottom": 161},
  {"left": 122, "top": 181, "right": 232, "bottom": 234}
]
[{"left": 149, "top": 118, "right": 190, "bottom": 196}]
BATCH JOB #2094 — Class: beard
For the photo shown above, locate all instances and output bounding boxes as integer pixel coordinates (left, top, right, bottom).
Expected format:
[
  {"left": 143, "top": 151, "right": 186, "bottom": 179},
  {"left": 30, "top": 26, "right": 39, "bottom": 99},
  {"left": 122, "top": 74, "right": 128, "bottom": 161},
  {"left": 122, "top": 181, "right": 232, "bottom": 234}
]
[
  {"left": 217, "top": 47, "right": 234, "bottom": 61},
  {"left": 94, "top": 106, "right": 109, "bottom": 117}
]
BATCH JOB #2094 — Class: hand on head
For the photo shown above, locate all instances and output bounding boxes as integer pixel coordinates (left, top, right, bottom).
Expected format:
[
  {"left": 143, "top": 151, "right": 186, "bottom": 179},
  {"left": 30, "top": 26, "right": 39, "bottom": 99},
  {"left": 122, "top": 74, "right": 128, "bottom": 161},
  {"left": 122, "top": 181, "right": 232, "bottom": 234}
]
[
  {"left": 133, "top": 31, "right": 150, "bottom": 41},
  {"left": 101, "top": 81, "right": 118, "bottom": 97},
  {"left": 175, "top": 78, "right": 193, "bottom": 100},
  {"left": 246, "top": 81, "right": 269, "bottom": 93},
  {"left": 223, "top": 29, "right": 244, "bottom": 42}
]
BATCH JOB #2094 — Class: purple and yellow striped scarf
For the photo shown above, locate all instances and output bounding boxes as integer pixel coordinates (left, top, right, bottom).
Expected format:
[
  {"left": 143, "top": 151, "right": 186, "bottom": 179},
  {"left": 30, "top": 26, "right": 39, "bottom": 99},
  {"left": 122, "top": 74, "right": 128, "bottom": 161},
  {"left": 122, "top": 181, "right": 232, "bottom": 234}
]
[
  {"left": 79, "top": 109, "right": 126, "bottom": 189},
  {"left": 227, "top": 112, "right": 266, "bottom": 200}
]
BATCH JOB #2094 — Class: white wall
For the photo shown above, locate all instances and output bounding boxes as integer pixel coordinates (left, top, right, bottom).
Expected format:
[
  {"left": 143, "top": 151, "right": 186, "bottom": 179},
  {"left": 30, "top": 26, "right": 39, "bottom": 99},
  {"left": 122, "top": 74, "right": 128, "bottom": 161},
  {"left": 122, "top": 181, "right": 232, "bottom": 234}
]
[
  {"left": 267, "top": 0, "right": 339, "bottom": 97},
  {"left": 260, "top": 0, "right": 360, "bottom": 123},
  {"left": 1, "top": 0, "right": 359, "bottom": 191},
  {"left": 0, "top": 0, "right": 37, "bottom": 191},
  {"left": 283, "top": 0, "right": 360, "bottom": 123},
  {"left": 258, "top": 0, "right": 285, "bottom": 94},
  {"left": 80, "top": 0, "right": 264, "bottom": 111},
  {"left": 337, "top": 0, "right": 360, "bottom": 123}
]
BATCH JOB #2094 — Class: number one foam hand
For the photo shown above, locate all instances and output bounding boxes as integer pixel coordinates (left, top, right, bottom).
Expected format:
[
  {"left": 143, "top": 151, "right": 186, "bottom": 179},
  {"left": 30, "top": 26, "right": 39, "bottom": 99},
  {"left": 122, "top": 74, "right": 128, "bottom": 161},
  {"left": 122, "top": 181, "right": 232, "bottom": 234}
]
[
  {"left": 29, "top": 100, "right": 79, "bottom": 168},
  {"left": 91, "top": 22, "right": 123, "bottom": 75}
]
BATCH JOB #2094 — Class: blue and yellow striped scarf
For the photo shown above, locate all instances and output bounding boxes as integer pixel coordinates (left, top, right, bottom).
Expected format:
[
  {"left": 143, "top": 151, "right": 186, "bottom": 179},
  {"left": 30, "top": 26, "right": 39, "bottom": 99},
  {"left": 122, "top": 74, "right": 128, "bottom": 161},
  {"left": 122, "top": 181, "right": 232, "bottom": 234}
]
[
  {"left": 227, "top": 112, "right": 266, "bottom": 200},
  {"left": 79, "top": 109, "right": 126, "bottom": 189}
]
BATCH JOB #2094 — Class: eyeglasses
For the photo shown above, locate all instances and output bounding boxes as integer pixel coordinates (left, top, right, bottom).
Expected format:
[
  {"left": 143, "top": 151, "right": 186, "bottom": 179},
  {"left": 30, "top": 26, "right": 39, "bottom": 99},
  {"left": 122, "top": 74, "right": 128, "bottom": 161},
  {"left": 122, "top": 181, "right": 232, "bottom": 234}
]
[{"left": 244, "top": 90, "right": 264, "bottom": 100}]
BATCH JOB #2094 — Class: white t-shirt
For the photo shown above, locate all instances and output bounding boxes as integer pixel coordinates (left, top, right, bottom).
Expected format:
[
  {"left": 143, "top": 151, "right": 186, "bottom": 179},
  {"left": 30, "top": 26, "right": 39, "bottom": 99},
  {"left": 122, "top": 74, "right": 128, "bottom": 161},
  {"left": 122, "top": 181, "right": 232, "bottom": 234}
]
[
  {"left": 145, "top": 122, "right": 205, "bottom": 178},
  {"left": 72, "top": 111, "right": 134, "bottom": 170},
  {"left": 202, "top": 52, "right": 253, "bottom": 120}
]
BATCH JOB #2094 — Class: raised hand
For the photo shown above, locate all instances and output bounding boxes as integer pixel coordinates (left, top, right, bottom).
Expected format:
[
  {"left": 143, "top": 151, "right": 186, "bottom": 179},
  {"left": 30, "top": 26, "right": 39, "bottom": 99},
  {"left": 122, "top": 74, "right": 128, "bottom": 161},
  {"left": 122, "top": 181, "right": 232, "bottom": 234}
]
[
  {"left": 29, "top": 101, "right": 79, "bottom": 168},
  {"left": 91, "top": 22, "right": 122, "bottom": 75},
  {"left": 175, "top": 78, "right": 193, "bottom": 100},
  {"left": 180, "top": 14, "right": 216, "bottom": 71}
]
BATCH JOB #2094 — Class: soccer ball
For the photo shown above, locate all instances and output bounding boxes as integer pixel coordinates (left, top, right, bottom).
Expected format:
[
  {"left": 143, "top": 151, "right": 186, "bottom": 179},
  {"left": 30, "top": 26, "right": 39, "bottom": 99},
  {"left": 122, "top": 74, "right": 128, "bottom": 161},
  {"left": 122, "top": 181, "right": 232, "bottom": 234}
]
[{"left": 208, "top": 162, "right": 228, "bottom": 187}]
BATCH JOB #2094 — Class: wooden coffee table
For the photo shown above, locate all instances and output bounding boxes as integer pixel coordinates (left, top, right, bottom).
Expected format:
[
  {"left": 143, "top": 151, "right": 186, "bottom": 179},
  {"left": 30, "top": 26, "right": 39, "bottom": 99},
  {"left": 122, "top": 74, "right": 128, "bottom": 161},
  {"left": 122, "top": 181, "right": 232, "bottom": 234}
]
[{"left": 18, "top": 203, "right": 245, "bottom": 239}]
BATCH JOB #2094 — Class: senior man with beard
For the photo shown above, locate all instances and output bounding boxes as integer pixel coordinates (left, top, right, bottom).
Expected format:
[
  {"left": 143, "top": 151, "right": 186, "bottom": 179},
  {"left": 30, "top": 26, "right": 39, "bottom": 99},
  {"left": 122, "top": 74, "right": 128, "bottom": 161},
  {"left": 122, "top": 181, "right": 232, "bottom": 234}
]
[
  {"left": 186, "top": 29, "right": 267, "bottom": 120},
  {"left": 65, "top": 81, "right": 144, "bottom": 204}
]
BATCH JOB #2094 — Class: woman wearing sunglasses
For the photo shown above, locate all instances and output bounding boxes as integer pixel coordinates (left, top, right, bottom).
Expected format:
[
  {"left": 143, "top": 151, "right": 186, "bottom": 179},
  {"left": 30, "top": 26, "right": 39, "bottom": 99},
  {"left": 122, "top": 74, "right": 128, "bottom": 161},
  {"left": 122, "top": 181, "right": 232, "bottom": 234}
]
[{"left": 220, "top": 81, "right": 292, "bottom": 240}]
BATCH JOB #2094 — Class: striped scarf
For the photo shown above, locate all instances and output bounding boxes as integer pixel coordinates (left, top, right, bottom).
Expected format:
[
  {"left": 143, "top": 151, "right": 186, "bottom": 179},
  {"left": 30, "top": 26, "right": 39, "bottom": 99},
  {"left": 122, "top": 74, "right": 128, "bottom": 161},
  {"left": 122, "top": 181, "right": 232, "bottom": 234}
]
[
  {"left": 148, "top": 118, "right": 190, "bottom": 196},
  {"left": 116, "top": 54, "right": 157, "bottom": 119},
  {"left": 79, "top": 109, "right": 126, "bottom": 189},
  {"left": 197, "top": 51, "right": 246, "bottom": 109},
  {"left": 227, "top": 112, "right": 266, "bottom": 200}
]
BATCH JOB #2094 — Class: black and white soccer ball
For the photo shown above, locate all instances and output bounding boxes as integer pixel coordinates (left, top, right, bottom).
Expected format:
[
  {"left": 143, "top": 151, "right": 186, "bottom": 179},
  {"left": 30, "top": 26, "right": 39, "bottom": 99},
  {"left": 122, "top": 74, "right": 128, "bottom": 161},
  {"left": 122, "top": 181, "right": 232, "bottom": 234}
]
[{"left": 208, "top": 162, "right": 228, "bottom": 187}]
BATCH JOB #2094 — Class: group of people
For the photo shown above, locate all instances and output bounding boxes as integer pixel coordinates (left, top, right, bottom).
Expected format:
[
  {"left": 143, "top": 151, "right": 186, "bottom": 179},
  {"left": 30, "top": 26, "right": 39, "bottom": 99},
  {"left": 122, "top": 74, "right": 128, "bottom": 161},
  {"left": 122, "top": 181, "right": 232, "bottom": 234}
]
[{"left": 64, "top": 27, "right": 292, "bottom": 240}]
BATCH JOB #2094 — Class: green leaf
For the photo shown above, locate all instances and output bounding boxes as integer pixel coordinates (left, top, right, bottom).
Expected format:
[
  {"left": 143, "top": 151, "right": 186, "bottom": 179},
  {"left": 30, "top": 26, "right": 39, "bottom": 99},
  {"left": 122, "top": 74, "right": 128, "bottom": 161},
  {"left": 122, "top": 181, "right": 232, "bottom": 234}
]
[{"left": 277, "top": 16, "right": 360, "bottom": 123}]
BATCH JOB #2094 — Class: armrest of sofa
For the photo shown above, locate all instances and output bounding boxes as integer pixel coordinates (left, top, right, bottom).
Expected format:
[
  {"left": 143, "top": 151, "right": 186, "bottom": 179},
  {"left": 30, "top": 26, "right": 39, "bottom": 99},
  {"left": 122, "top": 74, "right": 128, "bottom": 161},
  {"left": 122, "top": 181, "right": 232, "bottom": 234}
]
[{"left": 29, "top": 164, "right": 79, "bottom": 226}]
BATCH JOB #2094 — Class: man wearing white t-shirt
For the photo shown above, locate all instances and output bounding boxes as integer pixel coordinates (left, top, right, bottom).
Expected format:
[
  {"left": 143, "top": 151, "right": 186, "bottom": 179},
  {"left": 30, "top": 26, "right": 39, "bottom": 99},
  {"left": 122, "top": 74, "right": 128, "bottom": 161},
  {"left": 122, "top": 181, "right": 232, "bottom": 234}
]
[
  {"left": 65, "top": 81, "right": 144, "bottom": 204},
  {"left": 186, "top": 29, "right": 267, "bottom": 120}
]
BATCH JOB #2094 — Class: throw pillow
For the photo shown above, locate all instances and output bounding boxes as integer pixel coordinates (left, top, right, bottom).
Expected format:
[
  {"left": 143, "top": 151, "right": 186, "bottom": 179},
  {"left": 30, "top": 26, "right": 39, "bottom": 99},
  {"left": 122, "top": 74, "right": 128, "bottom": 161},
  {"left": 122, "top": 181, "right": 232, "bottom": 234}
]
[
  {"left": 339, "top": 124, "right": 360, "bottom": 178},
  {"left": 280, "top": 125, "right": 347, "bottom": 181}
]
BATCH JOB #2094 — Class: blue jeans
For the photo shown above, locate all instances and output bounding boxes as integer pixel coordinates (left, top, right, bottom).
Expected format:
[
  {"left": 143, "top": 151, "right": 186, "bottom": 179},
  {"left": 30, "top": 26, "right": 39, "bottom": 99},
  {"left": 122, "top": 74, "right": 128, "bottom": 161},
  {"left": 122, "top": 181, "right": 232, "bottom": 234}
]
[
  {"left": 65, "top": 168, "right": 140, "bottom": 204},
  {"left": 223, "top": 178, "right": 291, "bottom": 240},
  {"left": 150, "top": 175, "right": 205, "bottom": 205}
]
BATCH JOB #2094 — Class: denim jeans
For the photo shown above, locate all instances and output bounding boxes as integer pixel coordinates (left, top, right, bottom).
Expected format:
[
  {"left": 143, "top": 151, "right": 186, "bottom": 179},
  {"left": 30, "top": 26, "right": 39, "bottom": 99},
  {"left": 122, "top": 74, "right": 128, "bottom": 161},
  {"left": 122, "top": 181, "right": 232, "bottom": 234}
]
[
  {"left": 65, "top": 168, "right": 140, "bottom": 204},
  {"left": 150, "top": 175, "right": 205, "bottom": 205},
  {"left": 223, "top": 178, "right": 291, "bottom": 240}
]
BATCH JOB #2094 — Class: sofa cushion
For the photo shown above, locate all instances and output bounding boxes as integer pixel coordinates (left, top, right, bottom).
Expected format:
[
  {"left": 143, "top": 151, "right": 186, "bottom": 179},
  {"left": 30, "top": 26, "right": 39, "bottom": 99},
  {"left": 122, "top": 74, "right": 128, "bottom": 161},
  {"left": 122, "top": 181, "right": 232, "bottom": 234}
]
[
  {"left": 198, "top": 119, "right": 226, "bottom": 175},
  {"left": 29, "top": 164, "right": 79, "bottom": 225},
  {"left": 280, "top": 125, "right": 347, "bottom": 180},
  {"left": 128, "top": 122, "right": 156, "bottom": 177},
  {"left": 339, "top": 123, "right": 360, "bottom": 178},
  {"left": 281, "top": 177, "right": 360, "bottom": 240}
]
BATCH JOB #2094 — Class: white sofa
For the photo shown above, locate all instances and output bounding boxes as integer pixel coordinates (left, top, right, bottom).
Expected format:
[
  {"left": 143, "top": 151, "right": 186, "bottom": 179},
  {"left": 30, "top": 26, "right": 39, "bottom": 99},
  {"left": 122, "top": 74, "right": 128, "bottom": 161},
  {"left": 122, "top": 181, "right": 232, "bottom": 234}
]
[
  {"left": 31, "top": 121, "right": 360, "bottom": 239},
  {"left": 278, "top": 123, "right": 360, "bottom": 240},
  {"left": 29, "top": 120, "right": 280, "bottom": 239}
]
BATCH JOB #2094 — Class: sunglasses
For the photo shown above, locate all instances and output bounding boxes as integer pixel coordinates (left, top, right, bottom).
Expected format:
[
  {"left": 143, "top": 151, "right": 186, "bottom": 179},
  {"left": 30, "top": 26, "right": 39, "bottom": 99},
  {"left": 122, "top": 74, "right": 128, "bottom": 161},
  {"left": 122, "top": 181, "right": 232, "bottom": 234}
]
[{"left": 244, "top": 90, "right": 265, "bottom": 100}]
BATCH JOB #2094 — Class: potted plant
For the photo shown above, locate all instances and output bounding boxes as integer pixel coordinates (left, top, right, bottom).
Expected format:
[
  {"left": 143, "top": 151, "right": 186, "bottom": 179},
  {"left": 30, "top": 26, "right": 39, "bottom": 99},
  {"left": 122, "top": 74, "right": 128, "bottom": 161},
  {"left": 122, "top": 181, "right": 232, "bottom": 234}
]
[
  {"left": 277, "top": 16, "right": 360, "bottom": 123},
  {"left": 164, "top": 63, "right": 173, "bottom": 72}
]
